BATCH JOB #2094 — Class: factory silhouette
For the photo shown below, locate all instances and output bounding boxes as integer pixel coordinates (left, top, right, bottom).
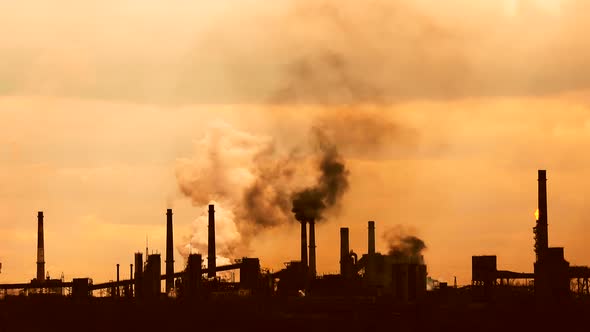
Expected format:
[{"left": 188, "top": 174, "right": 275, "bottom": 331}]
[{"left": 1, "top": 170, "right": 590, "bottom": 331}]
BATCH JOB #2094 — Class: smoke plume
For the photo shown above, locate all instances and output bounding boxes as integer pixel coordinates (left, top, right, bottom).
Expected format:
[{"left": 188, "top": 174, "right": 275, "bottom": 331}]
[
  {"left": 175, "top": 112, "right": 414, "bottom": 261},
  {"left": 176, "top": 203, "right": 240, "bottom": 266},
  {"left": 383, "top": 225, "right": 427, "bottom": 263},
  {"left": 291, "top": 128, "right": 349, "bottom": 222}
]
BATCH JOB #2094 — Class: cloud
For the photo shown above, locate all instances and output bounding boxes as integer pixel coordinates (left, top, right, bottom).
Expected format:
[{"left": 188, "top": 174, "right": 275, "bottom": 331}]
[{"left": 2, "top": 1, "right": 590, "bottom": 104}]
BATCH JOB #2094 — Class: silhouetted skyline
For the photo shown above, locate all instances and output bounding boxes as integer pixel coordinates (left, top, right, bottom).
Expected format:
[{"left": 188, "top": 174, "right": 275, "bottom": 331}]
[{"left": 3, "top": 1, "right": 590, "bottom": 287}]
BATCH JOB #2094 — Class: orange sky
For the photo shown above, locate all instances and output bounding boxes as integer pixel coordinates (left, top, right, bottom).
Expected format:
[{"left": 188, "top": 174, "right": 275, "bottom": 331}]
[{"left": 2, "top": 0, "right": 590, "bottom": 285}]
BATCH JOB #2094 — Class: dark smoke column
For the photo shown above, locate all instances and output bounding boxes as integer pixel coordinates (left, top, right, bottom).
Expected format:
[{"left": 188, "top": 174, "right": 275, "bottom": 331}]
[
  {"left": 165, "top": 209, "right": 174, "bottom": 293},
  {"left": 208, "top": 204, "right": 216, "bottom": 278},
  {"left": 291, "top": 134, "right": 349, "bottom": 277},
  {"left": 36, "top": 211, "right": 45, "bottom": 282}
]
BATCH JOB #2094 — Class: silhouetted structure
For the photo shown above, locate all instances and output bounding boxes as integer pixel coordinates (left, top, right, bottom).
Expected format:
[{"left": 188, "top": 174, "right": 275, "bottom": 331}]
[
  {"left": 534, "top": 170, "right": 549, "bottom": 260},
  {"left": 308, "top": 219, "right": 316, "bottom": 279},
  {"left": 165, "top": 208, "right": 174, "bottom": 294},
  {"left": 134, "top": 252, "right": 143, "bottom": 299},
  {"left": 533, "top": 170, "right": 571, "bottom": 303},
  {"left": 36, "top": 211, "right": 45, "bottom": 282},
  {"left": 472, "top": 255, "right": 499, "bottom": 301},
  {"left": 300, "top": 221, "right": 307, "bottom": 269},
  {"left": 471, "top": 170, "right": 590, "bottom": 304},
  {"left": 116, "top": 263, "right": 120, "bottom": 297},
  {"left": 208, "top": 204, "right": 216, "bottom": 279},
  {"left": 183, "top": 253, "right": 202, "bottom": 299},
  {"left": 144, "top": 254, "right": 161, "bottom": 299},
  {"left": 6, "top": 167, "right": 590, "bottom": 332},
  {"left": 71, "top": 278, "right": 90, "bottom": 299},
  {"left": 368, "top": 221, "right": 376, "bottom": 255},
  {"left": 340, "top": 227, "right": 353, "bottom": 279}
]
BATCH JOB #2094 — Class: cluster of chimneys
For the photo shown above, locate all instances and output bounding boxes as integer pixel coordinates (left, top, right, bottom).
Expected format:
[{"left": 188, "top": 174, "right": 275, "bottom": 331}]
[
  {"left": 163, "top": 204, "right": 219, "bottom": 286},
  {"left": 35, "top": 204, "right": 219, "bottom": 286},
  {"left": 301, "top": 219, "right": 377, "bottom": 278}
]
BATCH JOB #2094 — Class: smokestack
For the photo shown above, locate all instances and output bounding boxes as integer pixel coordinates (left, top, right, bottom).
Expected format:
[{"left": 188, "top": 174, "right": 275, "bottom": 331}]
[
  {"left": 368, "top": 221, "right": 376, "bottom": 255},
  {"left": 300, "top": 221, "right": 308, "bottom": 268},
  {"left": 36, "top": 211, "right": 45, "bottom": 282},
  {"left": 340, "top": 227, "right": 349, "bottom": 276},
  {"left": 535, "top": 169, "right": 549, "bottom": 261},
  {"left": 165, "top": 209, "right": 174, "bottom": 293},
  {"left": 208, "top": 204, "right": 216, "bottom": 278},
  {"left": 116, "top": 264, "right": 120, "bottom": 297},
  {"left": 309, "top": 219, "right": 316, "bottom": 278},
  {"left": 130, "top": 264, "right": 133, "bottom": 297}
]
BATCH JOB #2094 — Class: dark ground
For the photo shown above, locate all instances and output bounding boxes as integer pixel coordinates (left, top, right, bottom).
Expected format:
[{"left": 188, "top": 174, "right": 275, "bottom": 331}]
[{"left": 1, "top": 291, "right": 589, "bottom": 332}]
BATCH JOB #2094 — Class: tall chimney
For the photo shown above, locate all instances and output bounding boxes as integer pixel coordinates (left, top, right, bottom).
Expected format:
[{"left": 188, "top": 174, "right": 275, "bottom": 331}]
[
  {"left": 340, "top": 227, "right": 349, "bottom": 276},
  {"left": 208, "top": 204, "right": 216, "bottom": 278},
  {"left": 130, "top": 264, "right": 134, "bottom": 297},
  {"left": 368, "top": 221, "right": 376, "bottom": 256},
  {"left": 165, "top": 209, "right": 174, "bottom": 293},
  {"left": 309, "top": 219, "right": 316, "bottom": 278},
  {"left": 116, "top": 263, "right": 120, "bottom": 297},
  {"left": 535, "top": 170, "right": 549, "bottom": 261},
  {"left": 300, "top": 221, "right": 308, "bottom": 268},
  {"left": 36, "top": 211, "right": 45, "bottom": 282}
]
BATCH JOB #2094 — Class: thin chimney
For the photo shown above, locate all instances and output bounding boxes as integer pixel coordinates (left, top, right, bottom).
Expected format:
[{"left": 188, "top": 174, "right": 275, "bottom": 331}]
[
  {"left": 208, "top": 204, "right": 216, "bottom": 278},
  {"left": 368, "top": 221, "right": 376, "bottom": 255},
  {"left": 300, "top": 221, "right": 308, "bottom": 268},
  {"left": 116, "top": 263, "right": 120, "bottom": 297},
  {"left": 309, "top": 219, "right": 316, "bottom": 278},
  {"left": 36, "top": 211, "right": 45, "bottom": 282},
  {"left": 535, "top": 170, "right": 549, "bottom": 261},
  {"left": 165, "top": 209, "right": 174, "bottom": 293},
  {"left": 340, "top": 227, "right": 349, "bottom": 276}
]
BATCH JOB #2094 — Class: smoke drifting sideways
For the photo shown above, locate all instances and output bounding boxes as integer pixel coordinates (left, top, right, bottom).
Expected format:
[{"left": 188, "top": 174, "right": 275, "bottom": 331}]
[
  {"left": 175, "top": 112, "right": 415, "bottom": 262},
  {"left": 383, "top": 225, "right": 427, "bottom": 264},
  {"left": 292, "top": 128, "right": 349, "bottom": 223}
]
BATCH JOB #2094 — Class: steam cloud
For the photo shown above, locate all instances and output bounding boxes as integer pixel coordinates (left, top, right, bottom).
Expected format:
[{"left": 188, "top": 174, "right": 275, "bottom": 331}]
[{"left": 383, "top": 225, "right": 427, "bottom": 263}]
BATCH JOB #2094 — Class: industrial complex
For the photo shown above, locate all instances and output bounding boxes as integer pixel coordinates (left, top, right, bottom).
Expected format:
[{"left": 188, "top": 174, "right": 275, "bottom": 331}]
[{"left": 1, "top": 169, "right": 590, "bottom": 330}]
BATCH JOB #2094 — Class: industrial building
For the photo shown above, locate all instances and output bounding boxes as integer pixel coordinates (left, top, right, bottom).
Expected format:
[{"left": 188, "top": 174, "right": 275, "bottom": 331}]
[
  {"left": 0, "top": 204, "right": 263, "bottom": 300},
  {"left": 472, "top": 170, "right": 590, "bottom": 302},
  {"left": 1, "top": 169, "right": 589, "bottom": 315}
]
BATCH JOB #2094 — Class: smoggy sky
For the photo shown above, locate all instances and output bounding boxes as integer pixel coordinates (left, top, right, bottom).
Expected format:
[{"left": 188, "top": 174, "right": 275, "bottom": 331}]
[{"left": 1, "top": 0, "right": 590, "bottom": 285}]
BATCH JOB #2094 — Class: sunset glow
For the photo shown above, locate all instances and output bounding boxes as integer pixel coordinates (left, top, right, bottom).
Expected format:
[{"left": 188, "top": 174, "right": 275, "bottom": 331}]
[{"left": 1, "top": 0, "right": 590, "bottom": 288}]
